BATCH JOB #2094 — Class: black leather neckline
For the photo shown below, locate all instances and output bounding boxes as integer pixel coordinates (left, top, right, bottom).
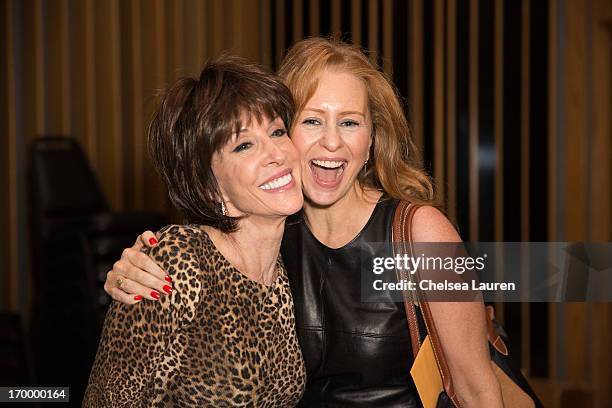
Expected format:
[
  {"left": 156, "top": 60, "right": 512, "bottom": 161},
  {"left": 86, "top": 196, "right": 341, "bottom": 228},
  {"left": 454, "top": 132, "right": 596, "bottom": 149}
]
[{"left": 300, "top": 195, "right": 388, "bottom": 252}]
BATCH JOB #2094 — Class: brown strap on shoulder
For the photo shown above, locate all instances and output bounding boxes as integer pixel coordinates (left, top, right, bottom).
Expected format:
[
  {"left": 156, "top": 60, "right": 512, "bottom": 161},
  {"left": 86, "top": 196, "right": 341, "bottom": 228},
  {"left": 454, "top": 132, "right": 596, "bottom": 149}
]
[
  {"left": 392, "top": 202, "right": 421, "bottom": 358},
  {"left": 392, "top": 201, "right": 461, "bottom": 407}
]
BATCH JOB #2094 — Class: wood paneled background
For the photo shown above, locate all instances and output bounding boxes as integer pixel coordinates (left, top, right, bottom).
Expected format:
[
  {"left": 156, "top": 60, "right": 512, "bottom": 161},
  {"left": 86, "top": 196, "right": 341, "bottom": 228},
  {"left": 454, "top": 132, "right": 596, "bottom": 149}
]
[{"left": 1, "top": 0, "right": 610, "bottom": 406}]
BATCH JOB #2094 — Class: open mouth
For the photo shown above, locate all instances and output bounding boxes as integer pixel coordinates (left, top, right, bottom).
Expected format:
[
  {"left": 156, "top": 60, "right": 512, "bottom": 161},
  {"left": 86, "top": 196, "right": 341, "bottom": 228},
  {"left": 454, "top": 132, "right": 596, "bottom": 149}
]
[
  {"left": 309, "top": 159, "right": 347, "bottom": 187},
  {"left": 259, "top": 172, "right": 293, "bottom": 190}
]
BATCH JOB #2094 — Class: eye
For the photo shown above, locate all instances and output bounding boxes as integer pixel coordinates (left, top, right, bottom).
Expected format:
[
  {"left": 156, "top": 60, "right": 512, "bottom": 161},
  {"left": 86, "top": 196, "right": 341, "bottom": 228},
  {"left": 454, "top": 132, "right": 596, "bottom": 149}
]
[
  {"left": 271, "top": 128, "right": 287, "bottom": 137},
  {"left": 232, "top": 142, "right": 252, "bottom": 153},
  {"left": 302, "top": 118, "right": 321, "bottom": 126},
  {"left": 339, "top": 119, "right": 360, "bottom": 127}
]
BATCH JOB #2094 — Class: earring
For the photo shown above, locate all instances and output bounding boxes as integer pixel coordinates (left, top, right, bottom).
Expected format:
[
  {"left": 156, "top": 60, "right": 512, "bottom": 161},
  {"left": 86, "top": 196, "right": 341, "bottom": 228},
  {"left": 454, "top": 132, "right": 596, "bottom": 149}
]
[
  {"left": 363, "top": 159, "right": 369, "bottom": 174},
  {"left": 221, "top": 201, "right": 227, "bottom": 216}
]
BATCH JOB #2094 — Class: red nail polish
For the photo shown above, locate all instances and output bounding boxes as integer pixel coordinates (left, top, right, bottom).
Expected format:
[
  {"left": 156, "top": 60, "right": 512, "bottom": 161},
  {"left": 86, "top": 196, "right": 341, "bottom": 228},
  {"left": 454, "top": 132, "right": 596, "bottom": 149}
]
[
  {"left": 134, "top": 295, "right": 143, "bottom": 301},
  {"left": 149, "top": 237, "right": 158, "bottom": 246},
  {"left": 164, "top": 275, "right": 172, "bottom": 283},
  {"left": 163, "top": 285, "right": 172, "bottom": 294},
  {"left": 150, "top": 291, "right": 160, "bottom": 300}
]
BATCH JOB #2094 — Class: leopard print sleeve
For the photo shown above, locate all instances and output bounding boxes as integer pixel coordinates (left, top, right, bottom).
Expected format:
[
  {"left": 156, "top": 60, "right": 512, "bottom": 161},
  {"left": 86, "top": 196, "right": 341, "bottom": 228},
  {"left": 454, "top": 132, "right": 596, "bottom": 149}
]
[{"left": 83, "top": 225, "right": 204, "bottom": 407}]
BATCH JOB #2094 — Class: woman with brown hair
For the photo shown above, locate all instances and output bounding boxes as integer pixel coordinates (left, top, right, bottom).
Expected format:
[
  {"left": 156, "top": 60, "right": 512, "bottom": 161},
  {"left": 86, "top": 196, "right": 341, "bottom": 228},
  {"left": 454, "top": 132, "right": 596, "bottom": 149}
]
[
  {"left": 83, "top": 54, "right": 306, "bottom": 407},
  {"left": 104, "top": 38, "right": 502, "bottom": 407}
]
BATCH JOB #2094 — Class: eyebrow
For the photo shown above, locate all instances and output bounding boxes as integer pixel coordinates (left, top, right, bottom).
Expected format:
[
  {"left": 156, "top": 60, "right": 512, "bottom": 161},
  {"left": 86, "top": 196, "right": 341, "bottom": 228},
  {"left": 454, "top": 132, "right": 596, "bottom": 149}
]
[
  {"left": 302, "top": 108, "right": 366, "bottom": 117},
  {"left": 234, "top": 115, "right": 283, "bottom": 135}
]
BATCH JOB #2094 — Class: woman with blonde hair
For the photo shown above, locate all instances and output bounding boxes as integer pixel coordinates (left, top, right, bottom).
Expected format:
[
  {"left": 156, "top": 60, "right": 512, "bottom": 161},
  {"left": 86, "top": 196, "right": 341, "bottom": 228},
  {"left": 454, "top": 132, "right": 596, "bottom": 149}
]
[{"left": 104, "top": 38, "right": 502, "bottom": 407}]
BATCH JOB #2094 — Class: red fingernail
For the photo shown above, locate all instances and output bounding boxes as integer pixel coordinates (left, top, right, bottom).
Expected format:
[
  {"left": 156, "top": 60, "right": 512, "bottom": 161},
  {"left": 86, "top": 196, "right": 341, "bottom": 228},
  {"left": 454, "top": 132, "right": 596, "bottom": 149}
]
[
  {"left": 164, "top": 275, "right": 172, "bottom": 283},
  {"left": 163, "top": 285, "right": 172, "bottom": 294},
  {"left": 150, "top": 291, "right": 160, "bottom": 300},
  {"left": 134, "top": 295, "right": 143, "bottom": 301},
  {"left": 149, "top": 237, "right": 158, "bottom": 245}
]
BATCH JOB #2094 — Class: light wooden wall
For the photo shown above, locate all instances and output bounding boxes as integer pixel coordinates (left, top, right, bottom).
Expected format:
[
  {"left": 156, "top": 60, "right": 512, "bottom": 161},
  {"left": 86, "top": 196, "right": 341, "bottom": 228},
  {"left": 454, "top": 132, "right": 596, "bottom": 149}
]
[
  {"left": 1, "top": 0, "right": 610, "bottom": 406},
  {"left": 547, "top": 1, "right": 612, "bottom": 406},
  {"left": 0, "top": 0, "right": 264, "bottom": 315}
]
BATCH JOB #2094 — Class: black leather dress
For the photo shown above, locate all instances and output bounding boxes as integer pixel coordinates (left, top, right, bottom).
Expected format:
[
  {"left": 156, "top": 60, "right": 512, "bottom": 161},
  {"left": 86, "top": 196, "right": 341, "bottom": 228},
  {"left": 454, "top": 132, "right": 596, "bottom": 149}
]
[{"left": 281, "top": 198, "right": 422, "bottom": 407}]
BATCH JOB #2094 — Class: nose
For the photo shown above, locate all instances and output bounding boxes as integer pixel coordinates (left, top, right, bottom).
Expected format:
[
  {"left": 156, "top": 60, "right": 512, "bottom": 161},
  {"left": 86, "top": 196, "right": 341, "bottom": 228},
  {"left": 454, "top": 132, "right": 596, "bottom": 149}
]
[
  {"left": 319, "top": 123, "right": 342, "bottom": 152},
  {"left": 262, "top": 137, "right": 287, "bottom": 166}
]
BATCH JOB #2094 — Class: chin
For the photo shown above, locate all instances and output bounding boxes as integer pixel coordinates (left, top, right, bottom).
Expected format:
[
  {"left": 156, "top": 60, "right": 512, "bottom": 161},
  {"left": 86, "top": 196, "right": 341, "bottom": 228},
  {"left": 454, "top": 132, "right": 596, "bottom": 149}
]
[
  {"left": 303, "top": 183, "right": 347, "bottom": 208},
  {"left": 275, "top": 194, "right": 305, "bottom": 216}
]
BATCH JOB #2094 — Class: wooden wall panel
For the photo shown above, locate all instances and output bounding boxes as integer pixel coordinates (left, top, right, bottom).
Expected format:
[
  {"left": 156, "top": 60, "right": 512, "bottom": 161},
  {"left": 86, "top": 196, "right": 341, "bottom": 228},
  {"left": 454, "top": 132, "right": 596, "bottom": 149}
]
[
  {"left": 590, "top": 0, "right": 611, "bottom": 243},
  {"left": 494, "top": 0, "right": 503, "bottom": 241},
  {"left": 83, "top": 0, "right": 97, "bottom": 166},
  {"left": 331, "top": 0, "right": 341, "bottom": 38},
  {"left": 382, "top": 0, "right": 393, "bottom": 76},
  {"left": 1, "top": 1, "right": 611, "bottom": 405},
  {"left": 260, "top": 0, "right": 272, "bottom": 68},
  {"left": 69, "top": 0, "right": 91, "bottom": 163},
  {"left": 166, "top": 0, "right": 185, "bottom": 81},
  {"left": 274, "top": 0, "right": 287, "bottom": 68},
  {"left": 183, "top": 0, "right": 205, "bottom": 77},
  {"left": 0, "top": 0, "right": 7, "bottom": 310},
  {"left": 564, "top": 0, "right": 589, "bottom": 387},
  {"left": 45, "top": 0, "right": 70, "bottom": 135},
  {"left": 140, "top": 0, "right": 168, "bottom": 215},
  {"left": 446, "top": 0, "right": 457, "bottom": 222},
  {"left": 433, "top": 0, "right": 445, "bottom": 202},
  {"left": 118, "top": 0, "right": 139, "bottom": 209},
  {"left": 520, "top": 0, "right": 531, "bottom": 375},
  {"left": 351, "top": 0, "right": 362, "bottom": 45},
  {"left": 293, "top": 0, "right": 304, "bottom": 44},
  {"left": 208, "top": 0, "right": 225, "bottom": 57},
  {"left": 367, "top": 0, "right": 378, "bottom": 63},
  {"left": 34, "top": 0, "right": 45, "bottom": 134},
  {"left": 94, "top": 0, "right": 123, "bottom": 209},
  {"left": 409, "top": 0, "right": 424, "bottom": 151},
  {"left": 547, "top": 0, "right": 560, "bottom": 401},
  {"left": 469, "top": 0, "right": 479, "bottom": 241},
  {"left": 231, "top": 0, "right": 262, "bottom": 62},
  {"left": 309, "top": 0, "right": 321, "bottom": 40},
  {"left": 1, "top": 0, "right": 14, "bottom": 311}
]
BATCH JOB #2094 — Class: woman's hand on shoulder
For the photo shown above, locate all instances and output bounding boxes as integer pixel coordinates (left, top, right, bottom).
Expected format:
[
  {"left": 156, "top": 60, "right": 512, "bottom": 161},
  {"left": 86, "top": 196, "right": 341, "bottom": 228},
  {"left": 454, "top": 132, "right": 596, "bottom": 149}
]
[{"left": 104, "top": 230, "right": 172, "bottom": 304}]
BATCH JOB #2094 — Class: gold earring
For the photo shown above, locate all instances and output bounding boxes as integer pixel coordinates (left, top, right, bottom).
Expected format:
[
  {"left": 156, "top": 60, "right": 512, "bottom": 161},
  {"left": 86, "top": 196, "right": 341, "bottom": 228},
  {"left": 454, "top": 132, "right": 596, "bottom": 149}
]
[{"left": 364, "top": 159, "right": 368, "bottom": 174}]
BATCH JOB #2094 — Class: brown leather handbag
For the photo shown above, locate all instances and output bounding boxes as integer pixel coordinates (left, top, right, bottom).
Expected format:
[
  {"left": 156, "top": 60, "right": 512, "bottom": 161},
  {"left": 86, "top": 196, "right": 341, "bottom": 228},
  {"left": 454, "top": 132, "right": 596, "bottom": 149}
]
[{"left": 392, "top": 201, "right": 543, "bottom": 408}]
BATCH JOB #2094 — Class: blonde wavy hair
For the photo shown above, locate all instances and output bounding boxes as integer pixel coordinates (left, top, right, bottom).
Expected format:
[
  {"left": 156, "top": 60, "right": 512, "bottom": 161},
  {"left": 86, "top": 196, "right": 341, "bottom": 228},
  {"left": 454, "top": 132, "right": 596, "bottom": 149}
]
[{"left": 278, "top": 37, "right": 437, "bottom": 206}]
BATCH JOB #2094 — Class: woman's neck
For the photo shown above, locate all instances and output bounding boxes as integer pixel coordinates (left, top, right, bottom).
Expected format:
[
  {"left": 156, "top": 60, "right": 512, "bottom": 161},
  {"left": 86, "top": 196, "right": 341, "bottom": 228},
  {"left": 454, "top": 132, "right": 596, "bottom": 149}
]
[
  {"left": 302, "top": 184, "right": 383, "bottom": 248},
  {"left": 204, "top": 216, "right": 285, "bottom": 286}
]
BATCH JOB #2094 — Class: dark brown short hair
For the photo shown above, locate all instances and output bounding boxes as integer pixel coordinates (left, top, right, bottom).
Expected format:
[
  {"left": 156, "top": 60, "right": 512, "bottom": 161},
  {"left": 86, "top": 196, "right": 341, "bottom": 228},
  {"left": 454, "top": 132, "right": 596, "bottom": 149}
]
[{"left": 148, "top": 54, "right": 295, "bottom": 232}]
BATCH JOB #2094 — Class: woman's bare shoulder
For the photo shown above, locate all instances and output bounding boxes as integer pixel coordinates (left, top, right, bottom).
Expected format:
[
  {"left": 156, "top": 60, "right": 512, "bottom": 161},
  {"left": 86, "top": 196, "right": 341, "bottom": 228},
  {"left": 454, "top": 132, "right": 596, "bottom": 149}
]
[{"left": 410, "top": 205, "right": 461, "bottom": 243}]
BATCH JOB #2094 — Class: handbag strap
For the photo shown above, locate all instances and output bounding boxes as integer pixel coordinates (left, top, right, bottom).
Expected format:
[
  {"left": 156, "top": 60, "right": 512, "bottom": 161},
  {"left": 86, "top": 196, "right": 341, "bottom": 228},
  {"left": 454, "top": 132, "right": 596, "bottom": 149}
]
[
  {"left": 392, "top": 201, "right": 461, "bottom": 407},
  {"left": 391, "top": 203, "right": 422, "bottom": 357}
]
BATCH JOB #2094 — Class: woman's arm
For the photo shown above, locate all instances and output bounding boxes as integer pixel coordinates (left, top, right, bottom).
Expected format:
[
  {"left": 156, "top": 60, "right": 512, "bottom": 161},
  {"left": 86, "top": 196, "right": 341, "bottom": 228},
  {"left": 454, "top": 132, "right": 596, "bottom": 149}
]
[
  {"left": 105, "top": 230, "right": 172, "bottom": 303},
  {"left": 84, "top": 225, "right": 201, "bottom": 407},
  {"left": 411, "top": 206, "right": 503, "bottom": 408}
]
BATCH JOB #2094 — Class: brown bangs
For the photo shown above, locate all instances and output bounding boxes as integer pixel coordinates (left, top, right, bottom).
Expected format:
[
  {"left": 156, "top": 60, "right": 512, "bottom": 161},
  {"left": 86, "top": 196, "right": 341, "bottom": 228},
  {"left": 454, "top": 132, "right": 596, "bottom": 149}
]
[{"left": 191, "top": 57, "right": 295, "bottom": 155}]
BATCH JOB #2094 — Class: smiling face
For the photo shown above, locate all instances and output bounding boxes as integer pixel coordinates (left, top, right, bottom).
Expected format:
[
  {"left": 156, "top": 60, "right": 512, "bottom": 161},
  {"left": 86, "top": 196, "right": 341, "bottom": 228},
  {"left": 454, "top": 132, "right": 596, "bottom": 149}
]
[
  {"left": 291, "top": 69, "right": 372, "bottom": 208},
  {"left": 212, "top": 114, "right": 303, "bottom": 220}
]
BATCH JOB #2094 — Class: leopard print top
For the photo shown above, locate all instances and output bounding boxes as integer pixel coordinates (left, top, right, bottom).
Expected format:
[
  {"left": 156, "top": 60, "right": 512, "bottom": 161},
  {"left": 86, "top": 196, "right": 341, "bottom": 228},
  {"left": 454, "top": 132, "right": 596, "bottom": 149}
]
[{"left": 83, "top": 225, "right": 306, "bottom": 407}]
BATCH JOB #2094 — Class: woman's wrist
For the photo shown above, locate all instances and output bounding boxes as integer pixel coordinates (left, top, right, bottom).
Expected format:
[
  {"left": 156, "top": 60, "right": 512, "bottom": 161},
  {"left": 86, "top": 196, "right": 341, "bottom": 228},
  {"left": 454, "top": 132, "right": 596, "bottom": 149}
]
[{"left": 456, "top": 375, "right": 503, "bottom": 408}]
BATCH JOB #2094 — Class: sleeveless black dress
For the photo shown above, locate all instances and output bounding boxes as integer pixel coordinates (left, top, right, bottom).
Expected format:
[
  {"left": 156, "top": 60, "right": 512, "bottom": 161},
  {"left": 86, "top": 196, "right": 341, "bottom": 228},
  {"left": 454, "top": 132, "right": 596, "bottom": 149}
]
[{"left": 281, "top": 198, "right": 422, "bottom": 407}]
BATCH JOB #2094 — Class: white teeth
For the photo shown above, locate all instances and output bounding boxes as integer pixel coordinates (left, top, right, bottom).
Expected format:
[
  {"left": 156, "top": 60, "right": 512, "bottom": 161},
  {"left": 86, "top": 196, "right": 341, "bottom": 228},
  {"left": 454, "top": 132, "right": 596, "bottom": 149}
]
[
  {"left": 260, "top": 173, "right": 293, "bottom": 190},
  {"left": 312, "top": 159, "right": 344, "bottom": 169}
]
